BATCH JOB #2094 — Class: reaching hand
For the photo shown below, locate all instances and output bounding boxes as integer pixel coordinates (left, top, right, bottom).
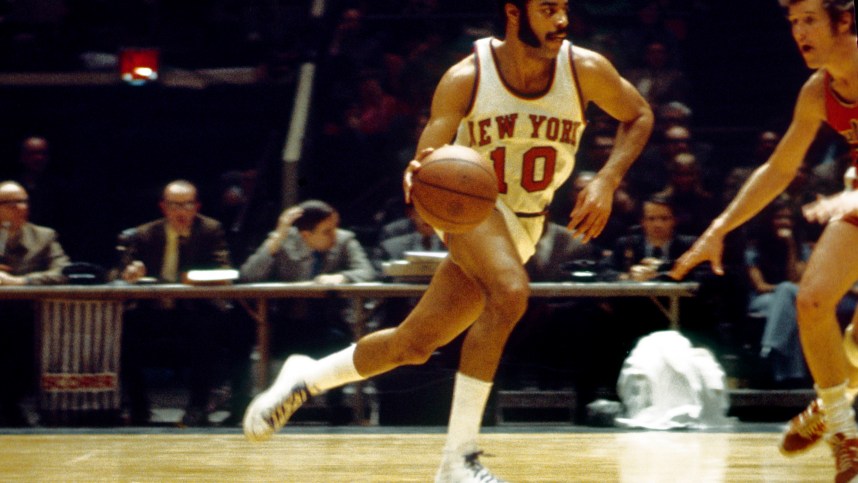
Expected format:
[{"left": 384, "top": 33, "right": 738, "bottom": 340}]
[
  {"left": 803, "top": 191, "right": 858, "bottom": 225},
  {"left": 567, "top": 177, "right": 614, "bottom": 243},
  {"left": 403, "top": 147, "right": 436, "bottom": 204},
  {"left": 669, "top": 229, "right": 726, "bottom": 279}
]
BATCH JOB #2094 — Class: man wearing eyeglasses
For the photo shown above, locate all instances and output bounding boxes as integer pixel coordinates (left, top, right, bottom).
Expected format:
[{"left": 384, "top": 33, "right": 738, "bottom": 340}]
[
  {"left": 118, "top": 179, "right": 254, "bottom": 427},
  {"left": 0, "top": 180, "right": 70, "bottom": 427}
]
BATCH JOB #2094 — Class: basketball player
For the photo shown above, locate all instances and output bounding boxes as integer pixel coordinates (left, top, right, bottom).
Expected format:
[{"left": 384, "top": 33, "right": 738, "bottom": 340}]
[
  {"left": 244, "top": 1, "right": 652, "bottom": 481},
  {"left": 670, "top": 1, "right": 858, "bottom": 481}
]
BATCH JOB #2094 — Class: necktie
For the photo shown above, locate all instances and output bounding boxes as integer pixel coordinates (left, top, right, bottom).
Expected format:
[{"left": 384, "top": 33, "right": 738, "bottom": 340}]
[
  {"left": 310, "top": 251, "right": 325, "bottom": 277},
  {"left": 652, "top": 246, "right": 663, "bottom": 259},
  {"left": 161, "top": 228, "right": 179, "bottom": 282}
]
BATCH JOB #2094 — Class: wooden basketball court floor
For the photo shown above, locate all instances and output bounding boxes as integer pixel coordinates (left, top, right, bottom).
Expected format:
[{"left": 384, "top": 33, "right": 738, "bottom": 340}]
[{"left": 0, "top": 424, "right": 837, "bottom": 482}]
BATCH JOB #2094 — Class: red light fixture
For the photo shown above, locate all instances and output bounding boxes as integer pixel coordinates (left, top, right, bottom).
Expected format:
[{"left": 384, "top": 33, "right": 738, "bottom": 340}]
[{"left": 119, "top": 48, "right": 160, "bottom": 85}]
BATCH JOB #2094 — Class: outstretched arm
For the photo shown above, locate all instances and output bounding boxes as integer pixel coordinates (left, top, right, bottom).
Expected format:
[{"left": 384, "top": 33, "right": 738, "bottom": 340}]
[
  {"left": 570, "top": 47, "right": 654, "bottom": 242},
  {"left": 670, "top": 75, "right": 825, "bottom": 279}
]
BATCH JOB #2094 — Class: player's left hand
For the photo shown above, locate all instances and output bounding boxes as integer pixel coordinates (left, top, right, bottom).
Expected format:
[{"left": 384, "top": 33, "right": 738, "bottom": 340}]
[
  {"left": 669, "top": 228, "right": 725, "bottom": 279},
  {"left": 403, "top": 147, "right": 435, "bottom": 204},
  {"left": 567, "top": 177, "right": 613, "bottom": 243},
  {"left": 803, "top": 191, "right": 858, "bottom": 225}
]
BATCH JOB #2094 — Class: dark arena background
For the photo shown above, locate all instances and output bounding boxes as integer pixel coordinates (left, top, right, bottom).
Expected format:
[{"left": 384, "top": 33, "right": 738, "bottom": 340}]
[{"left": 0, "top": 1, "right": 853, "bottom": 481}]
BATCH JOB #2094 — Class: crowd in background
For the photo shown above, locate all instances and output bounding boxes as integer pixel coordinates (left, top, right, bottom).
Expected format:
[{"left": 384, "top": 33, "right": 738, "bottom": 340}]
[{"left": 1, "top": 1, "right": 854, "bottom": 427}]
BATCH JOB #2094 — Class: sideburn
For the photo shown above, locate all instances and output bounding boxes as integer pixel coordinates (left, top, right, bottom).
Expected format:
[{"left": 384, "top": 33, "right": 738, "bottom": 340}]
[{"left": 518, "top": 7, "right": 541, "bottom": 48}]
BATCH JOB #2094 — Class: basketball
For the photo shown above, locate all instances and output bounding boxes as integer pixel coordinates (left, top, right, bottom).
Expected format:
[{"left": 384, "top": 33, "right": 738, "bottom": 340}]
[{"left": 410, "top": 145, "right": 498, "bottom": 234}]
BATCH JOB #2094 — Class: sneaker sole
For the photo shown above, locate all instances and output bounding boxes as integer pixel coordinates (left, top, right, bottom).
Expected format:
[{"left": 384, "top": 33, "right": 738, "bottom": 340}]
[{"left": 242, "top": 354, "right": 314, "bottom": 442}]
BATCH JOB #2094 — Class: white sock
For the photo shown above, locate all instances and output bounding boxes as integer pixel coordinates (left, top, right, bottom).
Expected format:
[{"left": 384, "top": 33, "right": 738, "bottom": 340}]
[
  {"left": 303, "top": 345, "right": 364, "bottom": 396},
  {"left": 443, "top": 372, "right": 492, "bottom": 455},
  {"left": 818, "top": 382, "right": 858, "bottom": 438}
]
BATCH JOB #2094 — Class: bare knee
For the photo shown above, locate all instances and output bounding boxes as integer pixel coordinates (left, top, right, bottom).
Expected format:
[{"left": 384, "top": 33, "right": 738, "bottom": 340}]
[
  {"left": 485, "top": 277, "right": 530, "bottom": 331},
  {"left": 795, "top": 285, "right": 837, "bottom": 324},
  {"left": 388, "top": 335, "right": 436, "bottom": 366}
]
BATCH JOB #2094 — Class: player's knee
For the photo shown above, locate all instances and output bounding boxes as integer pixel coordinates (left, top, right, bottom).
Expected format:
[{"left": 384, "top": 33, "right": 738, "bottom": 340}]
[
  {"left": 795, "top": 285, "right": 836, "bottom": 321},
  {"left": 487, "top": 278, "right": 530, "bottom": 327},
  {"left": 391, "top": 337, "right": 435, "bottom": 366}
]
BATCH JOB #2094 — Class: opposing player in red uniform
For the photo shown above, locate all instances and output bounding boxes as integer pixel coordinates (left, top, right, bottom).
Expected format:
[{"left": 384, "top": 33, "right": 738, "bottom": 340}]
[
  {"left": 671, "top": 1, "right": 858, "bottom": 481},
  {"left": 243, "top": 1, "right": 652, "bottom": 481}
]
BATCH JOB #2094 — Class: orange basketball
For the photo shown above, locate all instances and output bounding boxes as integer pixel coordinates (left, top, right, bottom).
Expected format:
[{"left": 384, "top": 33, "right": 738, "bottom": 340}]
[{"left": 411, "top": 145, "right": 498, "bottom": 234}]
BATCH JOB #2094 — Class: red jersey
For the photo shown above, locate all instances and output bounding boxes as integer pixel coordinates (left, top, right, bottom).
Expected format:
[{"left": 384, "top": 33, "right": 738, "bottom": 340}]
[
  {"left": 825, "top": 71, "right": 858, "bottom": 164},
  {"left": 825, "top": 72, "right": 858, "bottom": 189}
]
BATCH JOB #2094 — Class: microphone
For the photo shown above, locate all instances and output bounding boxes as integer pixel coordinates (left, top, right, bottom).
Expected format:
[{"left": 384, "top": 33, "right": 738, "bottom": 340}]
[{"left": 0, "top": 221, "right": 9, "bottom": 257}]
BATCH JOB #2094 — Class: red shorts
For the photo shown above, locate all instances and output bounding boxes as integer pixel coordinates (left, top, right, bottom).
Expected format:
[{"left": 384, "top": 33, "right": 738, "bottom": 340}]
[{"left": 841, "top": 214, "right": 858, "bottom": 227}]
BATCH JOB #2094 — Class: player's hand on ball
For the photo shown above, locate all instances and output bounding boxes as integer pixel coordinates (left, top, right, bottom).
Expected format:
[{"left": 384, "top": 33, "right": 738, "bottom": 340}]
[{"left": 404, "top": 147, "right": 435, "bottom": 203}]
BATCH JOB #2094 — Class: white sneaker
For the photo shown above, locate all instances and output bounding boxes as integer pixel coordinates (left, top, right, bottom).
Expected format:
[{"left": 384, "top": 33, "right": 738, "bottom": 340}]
[
  {"left": 242, "top": 354, "right": 315, "bottom": 441},
  {"left": 435, "top": 451, "right": 507, "bottom": 483}
]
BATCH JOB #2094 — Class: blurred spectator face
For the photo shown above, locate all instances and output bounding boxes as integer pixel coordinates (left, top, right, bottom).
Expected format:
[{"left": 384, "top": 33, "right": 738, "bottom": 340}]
[
  {"left": 300, "top": 213, "right": 339, "bottom": 252},
  {"left": 663, "top": 125, "right": 691, "bottom": 158},
  {"left": 20, "top": 137, "right": 50, "bottom": 174},
  {"left": 160, "top": 182, "right": 200, "bottom": 235},
  {"left": 641, "top": 200, "right": 676, "bottom": 244},
  {"left": 0, "top": 182, "right": 30, "bottom": 232},
  {"left": 587, "top": 134, "right": 614, "bottom": 167},
  {"left": 644, "top": 41, "right": 669, "bottom": 69},
  {"left": 772, "top": 206, "right": 794, "bottom": 232},
  {"left": 754, "top": 130, "right": 780, "bottom": 162},
  {"left": 668, "top": 153, "right": 699, "bottom": 192},
  {"left": 657, "top": 102, "right": 692, "bottom": 127}
]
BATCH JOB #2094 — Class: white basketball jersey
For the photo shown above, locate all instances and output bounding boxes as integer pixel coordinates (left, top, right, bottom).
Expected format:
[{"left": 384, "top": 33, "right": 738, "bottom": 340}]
[{"left": 454, "top": 37, "right": 586, "bottom": 214}]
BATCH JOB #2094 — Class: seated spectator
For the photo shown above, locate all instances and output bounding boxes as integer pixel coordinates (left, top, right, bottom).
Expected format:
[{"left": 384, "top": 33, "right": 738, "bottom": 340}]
[
  {"left": 118, "top": 180, "right": 254, "bottom": 426},
  {"left": 611, "top": 195, "right": 697, "bottom": 280},
  {"left": 240, "top": 199, "right": 375, "bottom": 424},
  {"left": 628, "top": 123, "right": 712, "bottom": 199},
  {"left": 373, "top": 204, "right": 444, "bottom": 273},
  {"left": 625, "top": 38, "right": 690, "bottom": 111},
  {"left": 654, "top": 152, "right": 717, "bottom": 236},
  {"left": 746, "top": 199, "right": 813, "bottom": 388},
  {"left": 0, "top": 181, "right": 70, "bottom": 426}
]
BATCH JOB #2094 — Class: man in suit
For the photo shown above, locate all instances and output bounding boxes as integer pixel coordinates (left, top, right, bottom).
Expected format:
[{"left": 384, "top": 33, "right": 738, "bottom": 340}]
[
  {"left": 373, "top": 205, "right": 444, "bottom": 276},
  {"left": 605, "top": 195, "right": 714, "bottom": 383},
  {"left": 0, "top": 181, "right": 70, "bottom": 426},
  {"left": 240, "top": 199, "right": 374, "bottom": 424},
  {"left": 119, "top": 180, "right": 254, "bottom": 426},
  {"left": 240, "top": 199, "right": 375, "bottom": 355},
  {"left": 612, "top": 194, "right": 697, "bottom": 281}
]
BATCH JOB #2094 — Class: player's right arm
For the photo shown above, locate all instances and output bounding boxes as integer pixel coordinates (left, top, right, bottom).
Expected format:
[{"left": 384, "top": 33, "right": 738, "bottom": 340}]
[
  {"left": 670, "top": 73, "right": 826, "bottom": 279},
  {"left": 403, "top": 56, "right": 476, "bottom": 203}
]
